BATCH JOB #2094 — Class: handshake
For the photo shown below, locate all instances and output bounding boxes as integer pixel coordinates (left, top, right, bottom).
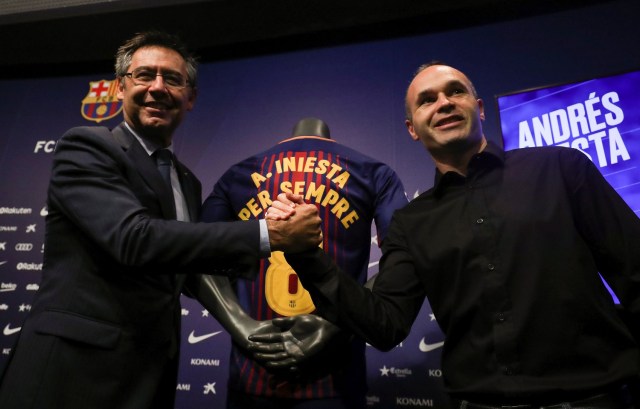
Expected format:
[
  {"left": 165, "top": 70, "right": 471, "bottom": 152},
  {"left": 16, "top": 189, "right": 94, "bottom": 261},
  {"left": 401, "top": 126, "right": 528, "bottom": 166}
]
[{"left": 266, "top": 192, "right": 323, "bottom": 254}]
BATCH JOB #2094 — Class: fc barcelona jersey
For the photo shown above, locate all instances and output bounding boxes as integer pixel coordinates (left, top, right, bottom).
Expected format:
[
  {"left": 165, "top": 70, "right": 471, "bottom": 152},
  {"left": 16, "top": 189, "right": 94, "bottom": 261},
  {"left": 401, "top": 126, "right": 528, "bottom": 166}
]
[{"left": 201, "top": 136, "right": 407, "bottom": 399}]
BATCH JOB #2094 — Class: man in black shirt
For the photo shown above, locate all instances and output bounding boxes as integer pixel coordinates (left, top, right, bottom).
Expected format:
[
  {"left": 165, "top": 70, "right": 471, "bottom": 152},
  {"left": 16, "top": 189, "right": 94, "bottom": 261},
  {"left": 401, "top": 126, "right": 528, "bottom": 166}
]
[{"left": 260, "top": 63, "right": 640, "bottom": 408}]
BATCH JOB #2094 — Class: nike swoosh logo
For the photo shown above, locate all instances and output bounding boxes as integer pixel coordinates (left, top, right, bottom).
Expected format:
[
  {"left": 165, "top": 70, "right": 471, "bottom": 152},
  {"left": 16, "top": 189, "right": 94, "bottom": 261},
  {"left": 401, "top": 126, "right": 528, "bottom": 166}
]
[
  {"left": 3, "top": 324, "right": 22, "bottom": 336},
  {"left": 0, "top": 261, "right": 7, "bottom": 266},
  {"left": 419, "top": 337, "right": 444, "bottom": 352},
  {"left": 188, "top": 330, "right": 222, "bottom": 344}
]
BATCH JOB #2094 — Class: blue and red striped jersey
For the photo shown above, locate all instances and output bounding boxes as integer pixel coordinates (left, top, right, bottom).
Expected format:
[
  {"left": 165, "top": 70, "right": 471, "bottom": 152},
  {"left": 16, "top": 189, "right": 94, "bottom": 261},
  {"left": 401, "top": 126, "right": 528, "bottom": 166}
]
[{"left": 201, "top": 135, "right": 407, "bottom": 399}]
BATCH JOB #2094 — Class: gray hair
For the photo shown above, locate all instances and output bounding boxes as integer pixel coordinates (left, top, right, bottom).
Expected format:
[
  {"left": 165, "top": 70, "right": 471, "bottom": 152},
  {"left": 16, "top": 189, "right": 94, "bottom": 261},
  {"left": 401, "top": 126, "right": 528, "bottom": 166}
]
[{"left": 114, "top": 31, "right": 198, "bottom": 88}]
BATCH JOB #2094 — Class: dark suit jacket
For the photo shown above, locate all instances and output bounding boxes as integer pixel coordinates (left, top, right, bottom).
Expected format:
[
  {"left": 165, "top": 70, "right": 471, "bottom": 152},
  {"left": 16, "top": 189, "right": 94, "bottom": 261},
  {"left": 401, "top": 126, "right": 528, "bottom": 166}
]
[{"left": 0, "top": 123, "right": 261, "bottom": 409}]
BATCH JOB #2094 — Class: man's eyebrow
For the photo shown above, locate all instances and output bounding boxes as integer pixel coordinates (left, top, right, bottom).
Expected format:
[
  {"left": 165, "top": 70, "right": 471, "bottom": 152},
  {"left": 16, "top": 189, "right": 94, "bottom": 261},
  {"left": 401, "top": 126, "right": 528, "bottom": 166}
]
[
  {"left": 415, "top": 89, "right": 433, "bottom": 100},
  {"left": 413, "top": 80, "right": 469, "bottom": 99},
  {"left": 132, "top": 65, "right": 182, "bottom": 74},
  {"left": 445, "top": 79, "right": 470, "bottom": 90}
]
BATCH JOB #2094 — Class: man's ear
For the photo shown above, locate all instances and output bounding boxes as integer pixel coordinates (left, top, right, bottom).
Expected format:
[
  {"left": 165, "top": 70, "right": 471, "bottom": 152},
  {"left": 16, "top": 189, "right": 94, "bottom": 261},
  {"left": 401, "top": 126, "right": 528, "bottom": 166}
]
[
  {"left": 405, "top": 119, "right": 419, "bottom": 142},
  {"left": 116, "top": 78, "right": 124, "bottom": 101}
]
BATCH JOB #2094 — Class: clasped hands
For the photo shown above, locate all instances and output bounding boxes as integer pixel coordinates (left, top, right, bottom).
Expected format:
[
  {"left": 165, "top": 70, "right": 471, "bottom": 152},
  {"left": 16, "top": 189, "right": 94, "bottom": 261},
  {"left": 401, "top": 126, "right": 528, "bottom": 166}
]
[
  {"left": 245, "top": 314, "right": 345, "bottom": 379},
  {"left": 266, "top": 192, "right": 323, "bottom": 253}
]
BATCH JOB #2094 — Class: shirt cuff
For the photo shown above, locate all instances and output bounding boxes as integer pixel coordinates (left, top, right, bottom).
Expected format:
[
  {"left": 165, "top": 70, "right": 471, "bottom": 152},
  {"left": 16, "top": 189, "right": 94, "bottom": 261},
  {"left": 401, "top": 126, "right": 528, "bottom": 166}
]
[{"left": 259, "top": 219, "right": 271, "bottom": 257}]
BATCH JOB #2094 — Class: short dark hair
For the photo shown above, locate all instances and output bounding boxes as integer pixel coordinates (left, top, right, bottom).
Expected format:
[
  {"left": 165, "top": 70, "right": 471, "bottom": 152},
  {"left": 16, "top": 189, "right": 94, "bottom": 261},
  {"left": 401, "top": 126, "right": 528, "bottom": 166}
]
[
  {"left": 114, "top": 31, "right": 198, "bottom": 87},
  {"left": 404, "top": 61, "right": 479, "bottom": 121}
]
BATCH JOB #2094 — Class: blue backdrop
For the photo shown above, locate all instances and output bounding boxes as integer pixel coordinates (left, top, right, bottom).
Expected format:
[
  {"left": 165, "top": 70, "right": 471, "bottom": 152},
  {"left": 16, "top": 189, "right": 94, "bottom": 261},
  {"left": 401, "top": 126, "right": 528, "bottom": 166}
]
[
  {"left": 1, "top": 1, "right": 640, "bottom": 407},
  {"left": 498, "top": 70, "right": 640, "bottom": 216}
]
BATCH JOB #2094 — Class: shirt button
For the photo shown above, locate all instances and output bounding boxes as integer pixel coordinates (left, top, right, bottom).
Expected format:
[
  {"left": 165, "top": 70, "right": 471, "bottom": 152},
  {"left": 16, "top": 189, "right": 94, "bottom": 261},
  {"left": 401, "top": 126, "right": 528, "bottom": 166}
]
[
  {"left": 487, "top": 264, "right": 495, "bottom": 271},
  {"left": 476, "top": 218, "right": 484, "bottom": 224},
  {"left": 496, "top": 312, "right": 506, "bottom": 322},
  {"left": 503, "top": 366, "right": 514, "bottom": 375}
]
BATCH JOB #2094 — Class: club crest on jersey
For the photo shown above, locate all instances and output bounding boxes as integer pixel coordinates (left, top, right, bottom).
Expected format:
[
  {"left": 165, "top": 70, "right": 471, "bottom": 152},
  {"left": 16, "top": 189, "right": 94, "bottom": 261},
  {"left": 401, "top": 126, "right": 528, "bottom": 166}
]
[
  {"left": 265, "top": 251, "right": 316, "bottom": 315},
  {"left": 81, "top": 79, "right": 122, "bottom": 123}
]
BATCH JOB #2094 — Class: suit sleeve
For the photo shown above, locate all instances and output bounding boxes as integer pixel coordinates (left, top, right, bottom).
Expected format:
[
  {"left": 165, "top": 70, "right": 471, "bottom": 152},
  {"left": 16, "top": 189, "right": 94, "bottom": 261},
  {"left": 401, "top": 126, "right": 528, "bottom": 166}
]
[{"left": 48, "top": 127, "right": 261, "bottom": 274}]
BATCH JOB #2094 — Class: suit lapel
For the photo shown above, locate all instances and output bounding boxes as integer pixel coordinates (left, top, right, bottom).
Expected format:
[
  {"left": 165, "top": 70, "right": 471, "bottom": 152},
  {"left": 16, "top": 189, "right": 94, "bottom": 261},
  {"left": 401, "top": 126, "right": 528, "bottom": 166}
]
[{"left": 112, "top": 124, "right": 177, "bottom": 220}]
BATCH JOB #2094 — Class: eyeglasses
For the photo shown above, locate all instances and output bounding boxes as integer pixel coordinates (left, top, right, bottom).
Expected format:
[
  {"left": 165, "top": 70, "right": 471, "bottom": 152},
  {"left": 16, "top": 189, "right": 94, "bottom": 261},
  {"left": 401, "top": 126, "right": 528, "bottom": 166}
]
[{"left": 123, "top": 68, "right": 189, "bottom": 89}]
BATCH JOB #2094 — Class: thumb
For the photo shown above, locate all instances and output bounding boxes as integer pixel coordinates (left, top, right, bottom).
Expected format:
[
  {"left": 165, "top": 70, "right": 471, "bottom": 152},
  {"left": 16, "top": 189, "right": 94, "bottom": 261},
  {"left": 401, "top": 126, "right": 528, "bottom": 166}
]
[
  {"left": 272, "top": 316, "right": 296, "bottom": 330},
  {"left": 285, "top": 191, "right": 305, "bottom": 205}
]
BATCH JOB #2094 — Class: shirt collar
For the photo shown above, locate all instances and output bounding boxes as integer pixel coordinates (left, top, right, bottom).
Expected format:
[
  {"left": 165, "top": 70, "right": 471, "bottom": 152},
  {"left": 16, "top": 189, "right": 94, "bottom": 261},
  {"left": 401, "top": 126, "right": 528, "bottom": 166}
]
[
  {"left": 123, "top": 122, "right": 174, "bottom": 157},
  {"left": 278, "top": 135, "right": 336, "bottom": 144},
  {"left": 432, "top": 140, "right": 505, "bottom": 196}
]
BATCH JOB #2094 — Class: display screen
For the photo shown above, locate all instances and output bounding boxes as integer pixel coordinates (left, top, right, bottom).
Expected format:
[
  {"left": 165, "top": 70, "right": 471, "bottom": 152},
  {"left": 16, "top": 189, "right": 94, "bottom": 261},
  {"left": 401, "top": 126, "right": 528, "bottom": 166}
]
[
  {"left": 497, "top": 69, "right": 640, "bottom": 304},
  {"left": 497, "top": 69, "right": 640, "bottom": 214}
]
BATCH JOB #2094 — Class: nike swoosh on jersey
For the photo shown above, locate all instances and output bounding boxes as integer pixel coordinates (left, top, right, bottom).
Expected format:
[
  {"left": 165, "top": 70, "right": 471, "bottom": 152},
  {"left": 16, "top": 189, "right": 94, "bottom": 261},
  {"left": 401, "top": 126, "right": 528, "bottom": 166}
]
[
  {"left": 419, "top": 337, "right": 444, "bottom": 352},
  {"left": 188, "top": 330, "right": 223, "bottom": 344},
  {"left": 3, "top": 324, "right": 22, "bottom": 336}
]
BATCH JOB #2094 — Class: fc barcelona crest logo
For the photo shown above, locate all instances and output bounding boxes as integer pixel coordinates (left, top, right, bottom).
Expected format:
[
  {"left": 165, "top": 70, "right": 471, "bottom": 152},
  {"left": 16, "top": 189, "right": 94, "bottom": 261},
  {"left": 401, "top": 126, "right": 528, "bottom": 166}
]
[{"left": 81, "top": 79, "right": 123, "bottom": 123}]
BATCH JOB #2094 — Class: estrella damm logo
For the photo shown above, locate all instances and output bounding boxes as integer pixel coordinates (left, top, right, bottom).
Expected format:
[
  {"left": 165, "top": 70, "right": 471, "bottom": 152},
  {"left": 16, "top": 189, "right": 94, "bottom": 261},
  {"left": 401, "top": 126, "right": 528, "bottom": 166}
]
[{"left": 81, "top": 79, "right": 122, "bottom": 123}]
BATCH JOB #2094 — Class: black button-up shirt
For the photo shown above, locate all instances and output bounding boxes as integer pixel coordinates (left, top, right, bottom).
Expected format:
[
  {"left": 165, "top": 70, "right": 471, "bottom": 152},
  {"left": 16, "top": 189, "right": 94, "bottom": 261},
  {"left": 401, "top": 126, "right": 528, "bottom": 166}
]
[{"left": 289, "top": 142, "right": 640, "bottom": 403}]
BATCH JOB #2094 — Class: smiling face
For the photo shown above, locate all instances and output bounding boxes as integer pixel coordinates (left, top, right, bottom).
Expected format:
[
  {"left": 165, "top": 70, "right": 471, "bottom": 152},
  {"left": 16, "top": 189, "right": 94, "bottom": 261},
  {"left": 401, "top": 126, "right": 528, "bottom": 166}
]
[
  {"left": 405, "top": 65, "right": 485, "bottom": 160},
  {"left": 117, "top": 45, "right": 196, "bottom": 146}
]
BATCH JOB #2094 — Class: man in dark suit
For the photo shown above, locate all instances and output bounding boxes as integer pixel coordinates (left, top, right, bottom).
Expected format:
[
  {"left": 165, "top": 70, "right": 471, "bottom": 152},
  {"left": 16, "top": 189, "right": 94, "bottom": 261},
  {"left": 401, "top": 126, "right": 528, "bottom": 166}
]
[{"left": 0, "top": 31, "right": 321, "bottom": 409}]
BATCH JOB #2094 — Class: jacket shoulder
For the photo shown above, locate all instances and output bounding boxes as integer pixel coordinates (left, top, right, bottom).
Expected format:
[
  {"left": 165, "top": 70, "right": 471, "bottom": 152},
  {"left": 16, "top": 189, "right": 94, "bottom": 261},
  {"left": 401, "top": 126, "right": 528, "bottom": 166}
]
[
  {"left": 62, "top": 125, "right": 113, "bottom": 139},
  {"left": 57, "top": 125, "right": 127, "bottom": 154}
]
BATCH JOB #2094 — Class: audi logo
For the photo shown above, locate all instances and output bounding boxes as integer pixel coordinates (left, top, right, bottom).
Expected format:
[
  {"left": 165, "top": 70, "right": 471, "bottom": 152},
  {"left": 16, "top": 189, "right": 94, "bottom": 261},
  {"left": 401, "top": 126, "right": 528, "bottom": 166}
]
[{"left": 15, "top": 243, "right": 33, "bottom": 251}]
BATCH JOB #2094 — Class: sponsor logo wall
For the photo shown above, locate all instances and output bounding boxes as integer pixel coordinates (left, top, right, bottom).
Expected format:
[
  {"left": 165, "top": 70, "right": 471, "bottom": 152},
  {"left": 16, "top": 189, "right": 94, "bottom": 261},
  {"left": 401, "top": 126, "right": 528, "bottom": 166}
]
[{"left": 1, "top": 2, "right": 639, "bottom": 407}]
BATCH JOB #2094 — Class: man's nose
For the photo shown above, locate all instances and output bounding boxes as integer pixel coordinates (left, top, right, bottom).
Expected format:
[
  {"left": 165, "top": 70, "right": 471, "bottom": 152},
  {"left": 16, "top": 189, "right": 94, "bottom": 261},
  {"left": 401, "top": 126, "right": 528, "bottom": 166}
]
[
  {"left": 435, "top": 93, "right": 454, "bottom": 110},
  {"left": 148, "top": 74, "right": 169, "bottom": 91}
]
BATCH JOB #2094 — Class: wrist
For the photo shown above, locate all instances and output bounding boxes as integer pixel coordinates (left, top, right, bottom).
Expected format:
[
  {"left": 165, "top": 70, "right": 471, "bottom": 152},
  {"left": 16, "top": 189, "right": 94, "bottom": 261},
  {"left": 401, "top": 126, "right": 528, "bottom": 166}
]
[{"left": 285, "top": 248, "right": 331, "bottom": 281}]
